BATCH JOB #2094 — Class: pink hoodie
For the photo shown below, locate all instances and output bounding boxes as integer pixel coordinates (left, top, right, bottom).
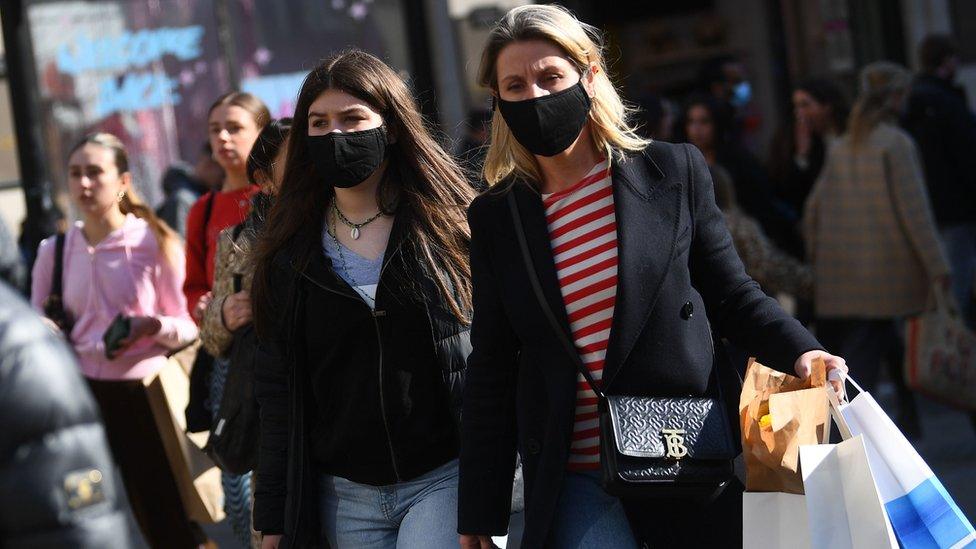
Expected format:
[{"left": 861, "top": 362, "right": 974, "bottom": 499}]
[{"left": 31, "top": 214, "right": 198, "bottom": 380}]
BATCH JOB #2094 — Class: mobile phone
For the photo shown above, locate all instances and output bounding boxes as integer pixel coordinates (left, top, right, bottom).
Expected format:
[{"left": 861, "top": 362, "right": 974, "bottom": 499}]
[{"left": 102, "top": 314, "right": 131, "bottom": 360}]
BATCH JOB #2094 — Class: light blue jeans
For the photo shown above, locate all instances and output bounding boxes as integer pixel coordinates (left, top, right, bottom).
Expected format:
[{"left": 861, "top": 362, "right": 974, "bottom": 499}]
[
  {"left": 319, "top": 459, "right": 459, "bottom": 548},
  {"left": 549, "top": 470, "right": 638, "bottom": 548}
]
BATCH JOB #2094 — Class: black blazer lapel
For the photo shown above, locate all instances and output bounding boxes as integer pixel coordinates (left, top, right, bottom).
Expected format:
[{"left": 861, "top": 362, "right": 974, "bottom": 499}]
[
  {"left": 511, "top": 182, "right": 574, "bottom": 339},
  {"left": 602, "top": 148, "right": 683, "bottom": 390}
]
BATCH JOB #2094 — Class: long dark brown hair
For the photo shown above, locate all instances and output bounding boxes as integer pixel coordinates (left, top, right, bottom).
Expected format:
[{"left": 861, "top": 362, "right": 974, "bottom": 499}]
[{"left": 251, "top": 50, "right": 474, "bottom": 335}]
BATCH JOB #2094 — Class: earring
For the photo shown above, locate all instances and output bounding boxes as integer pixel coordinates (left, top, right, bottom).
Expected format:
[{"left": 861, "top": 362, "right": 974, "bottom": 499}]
[{"left": 117, "top": 190, "right": 126, "bottom": 202}]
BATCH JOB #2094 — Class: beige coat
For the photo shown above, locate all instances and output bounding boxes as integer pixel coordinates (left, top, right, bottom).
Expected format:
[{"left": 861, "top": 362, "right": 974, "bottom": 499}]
[
  {"left": 200, "top": 223, "right": 256, "bottom": 357},
  {"left": 803, "top": 123, "right": 949, "bottom": 318}
]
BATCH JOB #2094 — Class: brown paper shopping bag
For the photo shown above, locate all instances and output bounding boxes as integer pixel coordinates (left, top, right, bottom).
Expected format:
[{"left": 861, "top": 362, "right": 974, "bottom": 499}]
[
  {"left": 739, "top": 358, "right": 829, "bottom": 494},
  {"left": 144, "top": 358, "right": 225, "bottom": 523}
]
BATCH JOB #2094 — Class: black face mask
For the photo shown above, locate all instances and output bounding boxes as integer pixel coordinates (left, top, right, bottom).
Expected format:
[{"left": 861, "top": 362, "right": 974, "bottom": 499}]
[
  {"left": 307, "top": 126, "right": 388, "bottom": 188},
  {"left": 497, "top": 80, "right": 592, "bottom": 157}
]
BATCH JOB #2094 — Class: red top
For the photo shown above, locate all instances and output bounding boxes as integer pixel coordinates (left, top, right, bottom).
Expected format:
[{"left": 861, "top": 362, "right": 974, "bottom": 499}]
[
  {"left": 182, "top": 186, "right": 258, "bottom": 317},
  {"left": 542, "top": 160, "right": 617, "bottom": 471}
]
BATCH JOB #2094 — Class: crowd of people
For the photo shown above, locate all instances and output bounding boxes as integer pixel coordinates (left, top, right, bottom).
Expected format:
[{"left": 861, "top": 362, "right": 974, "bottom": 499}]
[{"left": 1, "top": 4, "right": 973, "bottom": 549}]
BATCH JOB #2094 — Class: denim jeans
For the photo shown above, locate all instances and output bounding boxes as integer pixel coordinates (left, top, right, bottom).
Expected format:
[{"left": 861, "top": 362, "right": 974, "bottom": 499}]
[
  {"left": 319, "top": 459, "right": 458, "bottom": 548},
  {"left": 549, "top": 470, "right": 638, "bottom": 548},
  {"left": 940, "top": 223, "right": 976, "bottom": 329}
]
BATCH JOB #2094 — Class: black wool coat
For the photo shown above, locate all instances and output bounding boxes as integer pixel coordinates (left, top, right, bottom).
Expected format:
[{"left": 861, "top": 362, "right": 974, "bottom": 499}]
[{"left": 457, "top": 141, "right": 822, "bottom": 547}]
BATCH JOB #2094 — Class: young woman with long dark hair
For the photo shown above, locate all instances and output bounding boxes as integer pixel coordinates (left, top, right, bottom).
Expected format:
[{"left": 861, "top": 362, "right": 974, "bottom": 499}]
[
  {"left": 768, "top": 78, "right": 849, "bottom": 259},
  {"left": 249, "top": 51, "right": 474, "bottom": 548},
  {"left": 457, "top": 6, "right": 848, "bottom": 548},
  {"left": 31, "top": 133, "right": 203, "bottom": 548}
]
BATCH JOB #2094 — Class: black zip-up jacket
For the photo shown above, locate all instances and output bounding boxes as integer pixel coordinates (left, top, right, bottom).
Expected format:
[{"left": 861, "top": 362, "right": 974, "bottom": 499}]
[{"left": 252, "top": 212, "right": 470, "bottom": 547}]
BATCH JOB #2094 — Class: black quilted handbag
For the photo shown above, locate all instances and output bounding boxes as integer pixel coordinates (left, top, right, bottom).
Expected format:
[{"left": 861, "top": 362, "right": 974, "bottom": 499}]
[{"left": 508, "top": 192, "right": 735, "bottom": 500}]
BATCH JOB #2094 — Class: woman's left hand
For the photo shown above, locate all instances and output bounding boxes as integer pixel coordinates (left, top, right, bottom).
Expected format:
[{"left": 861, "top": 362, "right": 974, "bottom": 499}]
[
  {"left": 794, "top": 350, "right": 848, "bottom": 397},
  {"left": 115, "top": 316, "right": 162, "bottom": 352}
]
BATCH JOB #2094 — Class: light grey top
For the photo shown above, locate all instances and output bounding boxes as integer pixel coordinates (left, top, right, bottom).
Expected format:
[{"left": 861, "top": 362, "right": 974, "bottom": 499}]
[{"left": 322, "top": 228, "right": 382, "bottom": 308}]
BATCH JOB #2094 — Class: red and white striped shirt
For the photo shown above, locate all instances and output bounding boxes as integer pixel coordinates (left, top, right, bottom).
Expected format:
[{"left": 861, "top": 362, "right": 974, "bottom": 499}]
[{"left": 542, "top": 159, "right": 617, "bottom": 470}]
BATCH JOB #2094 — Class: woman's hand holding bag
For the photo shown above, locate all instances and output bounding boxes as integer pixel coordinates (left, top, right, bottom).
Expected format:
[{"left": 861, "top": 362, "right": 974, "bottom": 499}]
[{"left": 794, "top": 350, "right": 848, "bottom": 399}]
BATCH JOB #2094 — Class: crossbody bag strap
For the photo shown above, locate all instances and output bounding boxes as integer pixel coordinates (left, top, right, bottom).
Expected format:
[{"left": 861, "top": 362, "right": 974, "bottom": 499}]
[
  {"left": 51, "top": 232, "right": 66, "bottom": 299},
  {"left": 506, "top": 191, "right": 605, "bottom": 400},
  {"left": 201, "top": 190, "right": 215, "bottom": 254}
]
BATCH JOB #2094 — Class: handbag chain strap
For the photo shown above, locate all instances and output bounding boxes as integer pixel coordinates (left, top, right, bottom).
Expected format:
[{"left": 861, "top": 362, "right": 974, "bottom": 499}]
[{"left": 507, "top": 191, "right": 606, "bottom": 400}]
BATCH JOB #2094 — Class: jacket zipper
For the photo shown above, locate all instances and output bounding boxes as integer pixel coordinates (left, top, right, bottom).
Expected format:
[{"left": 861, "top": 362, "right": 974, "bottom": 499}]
[
  {"left": 297, "top": 252, "right": 403, "bottom": 483},
  {"left": 371, "top": 308, "right": 401, "bottom": 482}
]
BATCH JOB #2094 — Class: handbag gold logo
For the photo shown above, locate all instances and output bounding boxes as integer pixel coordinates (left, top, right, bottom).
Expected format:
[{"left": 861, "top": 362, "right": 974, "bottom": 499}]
[{"left": 662, "top": 428, "right": 688, "bottom": 459}]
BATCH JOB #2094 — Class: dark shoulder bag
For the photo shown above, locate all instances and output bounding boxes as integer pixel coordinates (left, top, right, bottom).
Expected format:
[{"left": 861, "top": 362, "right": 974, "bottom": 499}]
[
  {"left": 505, "top": 166, "right": 735, "bottom": 500},
  {"left": 42, "top": 233, "right": 74, "bottom": 336},
  {"left": 204, "top": 224, "right": 260, "bottom": 474}
]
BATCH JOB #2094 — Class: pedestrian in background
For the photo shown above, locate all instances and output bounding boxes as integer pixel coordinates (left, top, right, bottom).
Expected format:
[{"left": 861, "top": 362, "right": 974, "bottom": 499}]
[
  {"left": 458, "top": 5, "right": 844, "bottom": 548},
  {"left": 903, "top": 34, "right": 976, "bottom": 329},
  {"left": 181, "top": 92, "right": 270, "bottom": 547},
  {"left": 678, "top": 94, "right": 787, "bottom": 244},
  {"left": 0, "top": 215, "right": 25, "bottom": 293},
  {"left": 805, "top": 62, "right": 950, "bottom": 438},
  {"left": 156, "top": 142, "right": 225, "bottom": 238},
  {"left": 711, "top": 165, "right": 812, "bottom": 302},
  {"left": 181, "top": 93, "right": 269, "bottom": 443},
  {"left": 768, "top": 78, "right": 849, "bottom": 260},
  {"left": 200, "top": 118, "right": 291, "bottom": 549},
  {"left": 457, "top": 108, "right": 492, "bottom": 189},
  {"left": 183, "top": 92, "right": 270, "bottom": 323},
  {"left": 250, "top": 50, "right": 474, "bottom": 548},
  {"left": 30, "top": 133, "right": 203, "bottom": 548}
]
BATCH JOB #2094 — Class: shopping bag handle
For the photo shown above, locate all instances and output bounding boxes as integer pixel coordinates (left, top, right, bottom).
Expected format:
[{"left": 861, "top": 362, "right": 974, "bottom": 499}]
[
  {"left": 826, "top": 385, "right": 854, "bottom": 441},
  {"left": 828, "top": 372, "right": 865, "bottom": 401},
  {"left": 929, "top": 284, "right": 961, "bottom": 318}
]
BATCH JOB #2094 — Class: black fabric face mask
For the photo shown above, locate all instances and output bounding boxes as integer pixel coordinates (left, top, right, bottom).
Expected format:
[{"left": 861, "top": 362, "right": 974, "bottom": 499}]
[
  {"left": 497, "top": 80, "right": 592, "bottom": 157},
  {"left": 307, "top": 126, "right": 388, "bottom": 188}
]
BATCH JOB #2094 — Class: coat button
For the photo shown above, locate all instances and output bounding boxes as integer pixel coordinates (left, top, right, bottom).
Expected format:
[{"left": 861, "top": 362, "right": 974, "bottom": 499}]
[
  {"left": 526, "top": 438, "right": 541, "bottom": 455},
  {"left": 681, "top": 301, "right": 694, "bottom": 320}
]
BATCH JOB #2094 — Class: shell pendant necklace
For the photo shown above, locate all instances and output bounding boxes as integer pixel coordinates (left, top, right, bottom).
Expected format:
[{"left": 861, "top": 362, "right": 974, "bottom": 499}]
[{"left": 332, "top": 200, "right": 383, "bottom": 240}]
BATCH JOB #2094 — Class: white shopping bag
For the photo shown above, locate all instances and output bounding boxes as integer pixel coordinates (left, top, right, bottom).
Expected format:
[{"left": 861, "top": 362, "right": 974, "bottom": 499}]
[
  {"left": 799, "top": 435, "right": 898, "bottom": 548},
  {"left": 834, "top": 379, "right": 976, "bottom": 548},
  {"left": 742, "top": 492, "right": 811, "bottom": 549}
]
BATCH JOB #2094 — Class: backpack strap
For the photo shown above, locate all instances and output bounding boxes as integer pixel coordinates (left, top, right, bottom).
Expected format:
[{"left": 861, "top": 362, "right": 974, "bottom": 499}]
[
  {"left": 201, "top": 191, "right": 216, "bottom": 253},
  {"left": 51, "top": 232, "right": 66, "bottom": 300}
]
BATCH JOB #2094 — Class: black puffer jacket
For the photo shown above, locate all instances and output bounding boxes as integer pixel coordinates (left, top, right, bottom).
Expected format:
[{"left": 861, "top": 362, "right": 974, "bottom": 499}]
[
  {"left": 253, "top": 211, "right": 470, "bottom": 547},
  {"left": 0, "top": 282, "right": 130, "bottom": 548}
]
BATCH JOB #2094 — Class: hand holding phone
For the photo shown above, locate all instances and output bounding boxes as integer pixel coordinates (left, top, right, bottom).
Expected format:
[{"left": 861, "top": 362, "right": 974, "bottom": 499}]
[
  {"left": 104, "top": 315, "right": 164, "bottom": 359},
  {"left": 102, "top": 314, "right": 131, "bottom": 360}
]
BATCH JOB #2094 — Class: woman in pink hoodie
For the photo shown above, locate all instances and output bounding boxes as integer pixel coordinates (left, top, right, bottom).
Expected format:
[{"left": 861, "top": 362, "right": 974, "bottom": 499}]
[{"left": 31, "top": 133, "right": 205, "bottom": 548}]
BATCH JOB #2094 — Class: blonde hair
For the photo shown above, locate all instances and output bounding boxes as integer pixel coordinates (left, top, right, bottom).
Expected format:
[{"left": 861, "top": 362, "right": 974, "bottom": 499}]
[
  {"left": 478, "top": 4, "right": 650, "bottom": 186},
  {"left": 69, "top": 133, "right": 182, "bottom": 265},
  {"left": 848, "top": 62, "right": 912, "bottom": 146}
]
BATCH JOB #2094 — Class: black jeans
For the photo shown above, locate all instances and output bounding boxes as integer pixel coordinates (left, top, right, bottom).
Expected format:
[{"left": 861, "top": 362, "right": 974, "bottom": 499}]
[
  {"left": 624, "top": 478, "right": 744, "bottom": 548},
  {"left": 815, "top": 317, "right": 918, "bottom": 424},
  {"left": 815, "top": 318, "right": 902, "bottom": 391}
]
